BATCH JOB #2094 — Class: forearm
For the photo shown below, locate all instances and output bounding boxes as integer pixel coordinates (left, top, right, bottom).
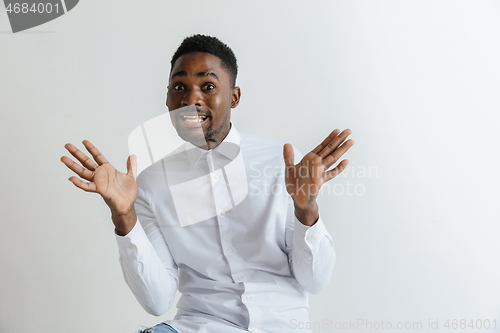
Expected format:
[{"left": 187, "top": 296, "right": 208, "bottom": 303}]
[
  {"left": 116, "top": 220, "right": 178, "bottom": 316},
  {"left": 291, "top": 216, "right": 336, "bottom": 294}
]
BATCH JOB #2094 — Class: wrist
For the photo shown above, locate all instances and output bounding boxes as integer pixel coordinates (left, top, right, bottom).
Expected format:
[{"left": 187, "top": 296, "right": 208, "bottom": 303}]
[
  {"left": 294, "top": 201, "right": 319, "bottom": 227},
  {"left": 112, "top": 207, "right": 137, "bottom": 236}
]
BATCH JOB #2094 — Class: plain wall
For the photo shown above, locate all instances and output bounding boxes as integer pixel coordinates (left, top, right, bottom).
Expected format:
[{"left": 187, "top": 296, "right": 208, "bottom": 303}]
[{"left": 0, "top": 1, "right": 499, "bottom": 332}]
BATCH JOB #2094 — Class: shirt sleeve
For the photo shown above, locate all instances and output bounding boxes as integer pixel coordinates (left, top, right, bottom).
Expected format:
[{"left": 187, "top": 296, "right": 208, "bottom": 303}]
[
  {"left": 115, "top": 185, "right": 179, "bottom": 316},
  {"left": 284, "top": 146, "right": 336, "bottom": 294}
]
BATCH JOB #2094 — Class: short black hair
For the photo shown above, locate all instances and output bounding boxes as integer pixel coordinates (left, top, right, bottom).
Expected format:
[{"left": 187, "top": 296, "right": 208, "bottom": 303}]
[{"left": 171, "top": 34, "right": 238, "bottom": 87}]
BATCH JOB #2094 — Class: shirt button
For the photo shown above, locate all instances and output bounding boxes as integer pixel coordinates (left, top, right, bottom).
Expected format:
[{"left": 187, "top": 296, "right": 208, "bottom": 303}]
[
  {"left": 306, "top": 235, "right": 312, "bottom": 240},
  {"left": 227, "top": 247, "right": 233, "bottom": 253},
  {"left": 136, "top": 275, "right": 140, "bottom": 279},
  {"left": 237, "top": 276, "right": 243, "bottom": 281},
  {"left": 251, "top": 328, "right": 258, "bottom": 333},
  {"left": 245, "top": 295, "right": 252, "bottom": 301},
  {"left": 129, "top": 245, "right": 135, "bottom": 249},
  {"left": 219, "top": 210, "right": 225, "bottom": 216},
  {"left": 213, "top": 174, "right": 219, "bottom": 181},
  {"left": 314, "top": 260, "right": 319, "bottom": 265}
]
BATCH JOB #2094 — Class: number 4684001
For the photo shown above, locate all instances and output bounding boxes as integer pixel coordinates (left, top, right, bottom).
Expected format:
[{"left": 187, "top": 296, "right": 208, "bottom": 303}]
[
  {"left": 6, "top": 2, "right": 60, "bottom": 14},
  {"left": 444, "top": 319, "right": 496, "bottom": 330}
]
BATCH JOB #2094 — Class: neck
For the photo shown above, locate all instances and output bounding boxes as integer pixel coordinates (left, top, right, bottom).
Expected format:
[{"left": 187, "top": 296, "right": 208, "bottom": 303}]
[{"left": 195, "top": 122, "right": 232, "bottom": 150}]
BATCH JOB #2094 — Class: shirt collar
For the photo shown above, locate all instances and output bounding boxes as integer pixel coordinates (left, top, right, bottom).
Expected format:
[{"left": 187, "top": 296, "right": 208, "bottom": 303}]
[{"left": 183, "top": 122, "right": 241, "bottom": 167}]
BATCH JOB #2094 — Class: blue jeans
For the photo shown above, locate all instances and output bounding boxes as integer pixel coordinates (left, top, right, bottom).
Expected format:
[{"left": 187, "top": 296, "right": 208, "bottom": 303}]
[{"left": 139, "top": 323, "right": 178, "bottom": 333}]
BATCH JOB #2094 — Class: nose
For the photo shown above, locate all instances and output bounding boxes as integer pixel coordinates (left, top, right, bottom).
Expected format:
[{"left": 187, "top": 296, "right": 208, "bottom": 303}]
[{"left": 181, "top": 87, "right": 203, "bottom": 107}]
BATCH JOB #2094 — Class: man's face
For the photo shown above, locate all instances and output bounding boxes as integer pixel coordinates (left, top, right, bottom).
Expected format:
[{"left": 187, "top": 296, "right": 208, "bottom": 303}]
[{"left": 166, "top": 52, "right": 240, "bottom": 149}]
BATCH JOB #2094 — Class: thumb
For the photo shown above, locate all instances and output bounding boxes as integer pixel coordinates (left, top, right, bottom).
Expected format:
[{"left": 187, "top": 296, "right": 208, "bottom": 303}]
[
  {"left": 283, "top": 143, "right": 294, "bottom": 168},
  {"left": 127, "top": 154, "right": 137, "bottom": 181}
]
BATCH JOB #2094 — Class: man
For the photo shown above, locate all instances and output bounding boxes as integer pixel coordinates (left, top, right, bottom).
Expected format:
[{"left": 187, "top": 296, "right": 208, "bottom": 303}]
[{"left": 61, "top": 34, "right": 354, "bottom": 333}]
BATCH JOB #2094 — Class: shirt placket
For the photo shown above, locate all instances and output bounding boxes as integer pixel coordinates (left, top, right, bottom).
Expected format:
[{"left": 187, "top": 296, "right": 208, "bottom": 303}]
[{"left": 207, "top": 151, "right": 262, "bottom": 333}]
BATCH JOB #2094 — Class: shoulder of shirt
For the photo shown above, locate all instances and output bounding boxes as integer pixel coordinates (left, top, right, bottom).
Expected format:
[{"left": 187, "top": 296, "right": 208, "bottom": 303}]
[
  {"left": 136, "top": 143, "right": 187, "bottom": 185},
  {"left": 240, "top": 131, "right": 285, "bottom": 148},
  {"left": 239, "top": 131, "right": 304, "bottom": 159}
]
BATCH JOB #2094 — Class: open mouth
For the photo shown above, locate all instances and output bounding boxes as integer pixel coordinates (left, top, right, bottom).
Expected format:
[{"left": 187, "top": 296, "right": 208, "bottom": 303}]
[
  {"left": 178, "top": 114, "right": 209, "bottom": 127},
  {"left": 181, "top": 115, "right": 208, "bottom": 123}
]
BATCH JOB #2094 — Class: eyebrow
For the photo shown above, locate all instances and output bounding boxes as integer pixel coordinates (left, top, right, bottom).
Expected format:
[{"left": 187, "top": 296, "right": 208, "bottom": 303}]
[{"left": 171, "top": 70, "right": 220, "bottom": 81}]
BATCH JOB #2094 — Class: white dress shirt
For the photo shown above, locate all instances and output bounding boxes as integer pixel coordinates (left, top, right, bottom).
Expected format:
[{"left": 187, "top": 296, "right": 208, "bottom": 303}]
[{"left": 115, "top": 123, "right": 336, "bottom": 333}]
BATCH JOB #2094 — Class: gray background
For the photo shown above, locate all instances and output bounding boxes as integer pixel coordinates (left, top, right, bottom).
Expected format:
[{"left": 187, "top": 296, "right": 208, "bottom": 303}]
[{"left": 1, "top": 1, "right": 499, "bottom": 332}]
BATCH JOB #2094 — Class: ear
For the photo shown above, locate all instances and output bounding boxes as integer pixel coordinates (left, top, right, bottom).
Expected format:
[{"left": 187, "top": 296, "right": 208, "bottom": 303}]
[{"left": 231, "top": 86, "right": 241, "bottom": 108}]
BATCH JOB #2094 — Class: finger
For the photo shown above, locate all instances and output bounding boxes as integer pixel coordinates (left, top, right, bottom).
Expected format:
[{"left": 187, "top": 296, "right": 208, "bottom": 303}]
[
  {"left": 311, "top": 129, "right": 341, "bottom": 155},
  {"left": 322, "top": 139, "right": 354, "bottom": 169},
  {"left": 127, "top": 154, "right": 137, "bottom": 181},
  {"left": 283, "top": 143, "right": 295, "bottom": 168},
  {"left": 82, "top": 140, "right": 110, "bottom": 166},
  {"left": 67, "top": 175, "right": 97, "bottom": 192},
  {"left": 60, "top": 155, "right": 94, "bottom": 181},
  {"left": 64, "top": 142, "right": 99, "bottom": 171},
  {"left": 317, "top": 128, "right": 352, "bottom": 159},
  {"left": 311, "top": 155, "right": 324, "bottom": 186},
  {"left": 325, "top": 159, "right": 349, "bottom": 182}
]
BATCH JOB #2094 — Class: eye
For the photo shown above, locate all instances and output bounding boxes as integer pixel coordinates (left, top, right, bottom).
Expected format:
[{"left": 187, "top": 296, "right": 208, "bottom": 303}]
[
  {"left": 173, "top": 83, "right": 184, "bottom": 91},
  {"left": 203, "top": 83, "right": 215, "bottom": 91}
]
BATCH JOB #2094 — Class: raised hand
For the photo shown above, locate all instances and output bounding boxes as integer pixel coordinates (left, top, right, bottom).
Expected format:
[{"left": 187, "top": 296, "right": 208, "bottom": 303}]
[
  {"left": 60, "top": 140, "right": 138, "bottom": 235},
  {"left": 283, "top": 129, "right": 354, "bottom": 225}
]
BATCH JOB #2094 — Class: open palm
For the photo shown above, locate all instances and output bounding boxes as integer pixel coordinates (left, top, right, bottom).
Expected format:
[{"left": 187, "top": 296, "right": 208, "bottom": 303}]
[
  {"left": 283, "top": 129, "right": 354, "bottom": 210},
  {"left": 60, "top": 140, "right": 138, "bottom": 215}
]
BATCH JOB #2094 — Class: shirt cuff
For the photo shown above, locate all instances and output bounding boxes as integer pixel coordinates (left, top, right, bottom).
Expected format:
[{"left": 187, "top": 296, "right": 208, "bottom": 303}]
[
  {"left": 294, "top": 214, "right": 330, "bottom": 247},
  {"left": 115, "top": 218, "right": 152, "bottom": 256},
  {"left": 293, "top": 214, "right": 335, "bottom": 286}
]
